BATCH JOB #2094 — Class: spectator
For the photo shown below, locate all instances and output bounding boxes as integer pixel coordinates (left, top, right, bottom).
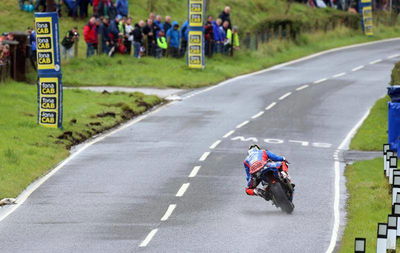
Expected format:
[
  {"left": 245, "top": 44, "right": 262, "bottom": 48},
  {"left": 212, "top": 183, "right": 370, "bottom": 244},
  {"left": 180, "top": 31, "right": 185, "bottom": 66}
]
[
  {"left": 125, "top": 17, "right": 134, "bottom": 55},
  {"left": 35, "top": 0, "right": 46, "bottom": 11},
  {"left": 156, "top": 30, "right": 167, "bottom": 58},
  {"left": 232, "top": 26, "right": 240, "bottom": 51},
  {"left": 79, "top": 0, "right": 90, "bottom": 18},
  {"left": 219, "top": 6, "right": 232, "bottom": 28},
  {"left": 167, "top": 21, "right": 180, "bottom": 58},
  {"left": 98, "top": 0, "right": 116, "bottom": 19},
  {"left": 116, "top": 0, "right": 129, "bottom": 19},
  {"left": 83, "top": 16, "right": 98, "bottom": 57},
  {"left": 212, "top": 18, "right": 224, "bottom": 53},
  {"left": 93, "top": 0, "right": 101, "bottom": 16},
  {"left": 132, "top": 21, "right": 144, "bottom": 58},
  {"left": 61, "top": 27, "right": 79, "bottom": 59},
  {"left": 143, "top": 19, "right": 158, "bottom": 56},
  {"left": 154, "top": 15, "right": 163, "bottom": 32},
  {"left": 26, "top": 26, "right": 37, "bottom": 68},
  {"left": 163, "top": 16, "right": 172, "bottom": 34},
  {"left": 98, "top": 17, "right": 112, "bottom": 54},
  {"left": 0, "top": 44, "right": 10, "bottom": 65},
  {"left": 204, "top": 15, "right": 214, "bottom": 57},
  {"left": 222, "top": 20, "right": 232, "bottom": 55},
  {"left": 180, "top": 20, "right": 189, "bottom": 57},
  {"left": 149, "top": 12, "right": 156, "bottom": 21}
]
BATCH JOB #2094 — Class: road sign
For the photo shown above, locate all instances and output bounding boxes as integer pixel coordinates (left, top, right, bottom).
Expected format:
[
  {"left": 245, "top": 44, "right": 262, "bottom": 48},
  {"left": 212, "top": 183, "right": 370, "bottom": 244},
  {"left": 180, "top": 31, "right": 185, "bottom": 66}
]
[{"left": 35, "top": 12, "right": 63, "bottom": 128}]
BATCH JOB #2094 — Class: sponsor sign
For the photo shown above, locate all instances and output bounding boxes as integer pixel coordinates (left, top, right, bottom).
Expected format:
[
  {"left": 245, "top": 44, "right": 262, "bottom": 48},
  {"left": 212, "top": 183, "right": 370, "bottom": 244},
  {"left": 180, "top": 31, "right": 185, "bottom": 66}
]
[
  {"left": 360, "top": 0, "right": 373, "bottom": 36},
  {"left": 188, "top": 0, "right": 205, "bottom": 27},
  {"left": 35, "top": 13, "right": 61, "bottom": 72},
  {"left": 38, "top": 77, "right": 62, "bottom": 128},
  {"left": 187, "top": 31, "right": 204, "bottom": 69},
  {"left": 35, "top": 12, "right": 63, "bottom": 128}
]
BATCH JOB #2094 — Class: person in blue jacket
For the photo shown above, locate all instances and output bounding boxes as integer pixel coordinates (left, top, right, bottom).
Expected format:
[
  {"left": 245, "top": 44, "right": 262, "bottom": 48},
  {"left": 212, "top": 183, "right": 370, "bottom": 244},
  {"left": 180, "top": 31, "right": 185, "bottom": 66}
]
[
  {"left": 166, "top": 21, "right": 181, "bottom": 58},
  {"left": 116, "top": 0, "right": 128, "bottom": 19},
  {"left": 212, "top": 19, "right": 224, "bottom": 53},
  {"left": 180, "top": 20, "right": 189, "bottom": 57},
  {"left": 243, "top": 144, "right": 293, "bottom": 199}
]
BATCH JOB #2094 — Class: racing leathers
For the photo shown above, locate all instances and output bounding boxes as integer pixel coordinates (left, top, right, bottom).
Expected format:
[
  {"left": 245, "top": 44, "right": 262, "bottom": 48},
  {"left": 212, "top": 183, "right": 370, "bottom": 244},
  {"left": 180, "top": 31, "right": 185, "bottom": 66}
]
[{"left": 243, "top": 149, "right": 289, "bottom": 197}]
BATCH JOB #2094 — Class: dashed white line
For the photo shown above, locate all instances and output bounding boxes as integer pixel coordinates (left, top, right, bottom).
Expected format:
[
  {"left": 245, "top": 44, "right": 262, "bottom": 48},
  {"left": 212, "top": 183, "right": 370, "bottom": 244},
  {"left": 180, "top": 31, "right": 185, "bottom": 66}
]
[
  {"left": 265, "top": 102, "right": 277, "bottom": 110},
  {"left": 209, "top": 140, "right": 221, "bottom": 149},
  {"left": 251, "top": 111, "right": 264, "bottom": 119},
  {"left": 296, "top": 85, "right": 309, "bottom": 91},
  {"left": 369, "top": 59, "right": 382, "bottom": 64},
  {"left": 199, "top": 152, "right": 210, "bottom": 161},
  {"left": 279, "top": 92, "right": 292, "bottom": 100},
  {"left": 176, "top": 183, "right": 190, "bottom": 197},
  {"left": 160, "top": 204, "right": 176, "bottom": 221},
  {"left": 332, "top": 72, "right": 346, "bottom": 78},
  {"left": 388, "top": 54, "right": 400, "bottom": 59},
  {"left": 352, "top": 65, "right": 364, "bottom": 72},
  {"left": 223, "top": 130, "right": 235, "bottom": 138},
  {"left": 189, "top": 166, "right": 201, "bottom": 178},
  {"left": 236, "top": 120, "right": 249, "bottom": 128},
  {"left": 139, "top": 229, "right": 158, "bottom": 247},
  {"left": 314, "top": 78, "right": 328, "bottom": 84}
]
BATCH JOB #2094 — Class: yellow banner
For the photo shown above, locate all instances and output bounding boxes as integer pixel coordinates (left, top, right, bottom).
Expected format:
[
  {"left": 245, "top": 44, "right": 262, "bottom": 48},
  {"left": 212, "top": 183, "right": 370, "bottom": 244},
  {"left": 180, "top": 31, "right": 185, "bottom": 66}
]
[
  {"left": 35, "top": 17, "right": 56, "bottom": 70},
  {"left": 38, "top": 77, "right": 59, "bottom": 128}
]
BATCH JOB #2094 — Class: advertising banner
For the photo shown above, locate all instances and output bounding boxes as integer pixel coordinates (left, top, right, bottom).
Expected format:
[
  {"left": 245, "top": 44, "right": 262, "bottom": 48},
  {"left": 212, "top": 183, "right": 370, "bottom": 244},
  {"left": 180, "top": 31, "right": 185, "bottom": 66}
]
[
  {"left": 187, "top": 0, "right": 206, "bottom": 69},
  {"left": 35, "top": 12, "right": 63, "bottom": 128},
  {"left": 360, "top": 0, "right": 373, "bottom": 36}
]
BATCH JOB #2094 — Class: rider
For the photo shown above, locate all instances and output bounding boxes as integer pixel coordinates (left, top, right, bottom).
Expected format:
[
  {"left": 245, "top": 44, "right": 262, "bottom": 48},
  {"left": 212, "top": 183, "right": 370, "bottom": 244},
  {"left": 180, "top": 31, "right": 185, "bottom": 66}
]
[{"left": 244, "top": 144, "right": 292, "bottom": 199}]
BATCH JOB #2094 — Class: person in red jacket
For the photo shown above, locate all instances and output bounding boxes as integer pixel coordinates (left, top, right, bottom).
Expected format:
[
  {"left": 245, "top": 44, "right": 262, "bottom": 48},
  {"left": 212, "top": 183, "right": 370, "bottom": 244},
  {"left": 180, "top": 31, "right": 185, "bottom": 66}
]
[{"left": 83, "top": 16, "right": 98, "bottom": 57}]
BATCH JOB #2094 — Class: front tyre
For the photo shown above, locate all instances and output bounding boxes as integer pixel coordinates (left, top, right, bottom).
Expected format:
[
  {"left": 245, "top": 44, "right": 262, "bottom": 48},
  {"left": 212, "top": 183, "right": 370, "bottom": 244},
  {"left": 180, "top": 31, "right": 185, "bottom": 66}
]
[{"left": 270, "top": 182, "right": 294, "bottom": 214}]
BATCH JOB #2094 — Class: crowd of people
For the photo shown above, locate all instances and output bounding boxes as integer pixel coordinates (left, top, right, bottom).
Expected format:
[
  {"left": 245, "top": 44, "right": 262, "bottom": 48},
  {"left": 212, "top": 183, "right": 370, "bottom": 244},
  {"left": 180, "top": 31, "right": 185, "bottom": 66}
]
[{"left": 78, "top": 5, "right": 240, "bottom": 59}]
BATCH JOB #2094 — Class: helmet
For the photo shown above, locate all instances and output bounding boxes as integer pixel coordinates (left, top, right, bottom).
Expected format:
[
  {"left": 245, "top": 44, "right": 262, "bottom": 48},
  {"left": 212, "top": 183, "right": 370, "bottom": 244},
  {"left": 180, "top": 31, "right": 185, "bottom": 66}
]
[{"left": 248, "top": 144, "right": 260, "bottom": 155}]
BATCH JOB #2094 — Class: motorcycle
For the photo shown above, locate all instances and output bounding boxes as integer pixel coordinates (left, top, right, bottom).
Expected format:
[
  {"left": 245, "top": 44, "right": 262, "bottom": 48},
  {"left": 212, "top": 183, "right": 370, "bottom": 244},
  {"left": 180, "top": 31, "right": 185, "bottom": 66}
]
[{"left": 257, "top": 161, "right": 295, "bottom": 214}]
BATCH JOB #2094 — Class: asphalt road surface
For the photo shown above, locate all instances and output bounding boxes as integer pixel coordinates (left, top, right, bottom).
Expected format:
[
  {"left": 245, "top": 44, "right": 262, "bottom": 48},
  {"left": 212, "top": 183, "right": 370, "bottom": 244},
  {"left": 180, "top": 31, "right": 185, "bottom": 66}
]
[{"left": 1, "top": 39, "right": 399, "bottom": 253}]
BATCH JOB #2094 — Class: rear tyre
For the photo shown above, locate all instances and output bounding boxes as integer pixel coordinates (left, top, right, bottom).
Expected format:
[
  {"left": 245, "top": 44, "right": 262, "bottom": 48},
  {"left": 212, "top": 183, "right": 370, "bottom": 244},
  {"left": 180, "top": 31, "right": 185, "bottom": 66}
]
[{"left": 270, "top": 183, "right": 294, "bottom": 214}]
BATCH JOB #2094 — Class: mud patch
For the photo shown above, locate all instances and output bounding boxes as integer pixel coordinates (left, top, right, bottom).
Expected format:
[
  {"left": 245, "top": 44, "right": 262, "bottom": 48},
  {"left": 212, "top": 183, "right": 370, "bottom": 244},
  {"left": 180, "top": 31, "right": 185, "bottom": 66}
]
[{"left": 96, "top": 112, "right": 116, "bottom": 118}]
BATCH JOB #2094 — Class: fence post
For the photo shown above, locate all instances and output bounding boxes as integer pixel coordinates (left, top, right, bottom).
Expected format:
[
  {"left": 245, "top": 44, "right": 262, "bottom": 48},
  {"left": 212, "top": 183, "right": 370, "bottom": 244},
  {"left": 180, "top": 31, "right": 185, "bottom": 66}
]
[
  {"left": 244, "top": 32, "right": 251, "bottom": 49},
  {"left": 278, "top": 25, "right": 283, "bottom": 40},
  {"left": 74, "top": 37, "right": 79, "bottom": 58},
  {"left": 254, "top": 32, "right": 259, "bottom": 50}
]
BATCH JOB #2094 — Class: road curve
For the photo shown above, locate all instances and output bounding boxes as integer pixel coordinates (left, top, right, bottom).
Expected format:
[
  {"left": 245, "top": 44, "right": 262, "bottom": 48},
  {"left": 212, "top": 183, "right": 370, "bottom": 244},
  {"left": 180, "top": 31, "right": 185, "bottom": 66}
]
[{"left": 1, "top": 39, "right": 399, "bottom": 253}]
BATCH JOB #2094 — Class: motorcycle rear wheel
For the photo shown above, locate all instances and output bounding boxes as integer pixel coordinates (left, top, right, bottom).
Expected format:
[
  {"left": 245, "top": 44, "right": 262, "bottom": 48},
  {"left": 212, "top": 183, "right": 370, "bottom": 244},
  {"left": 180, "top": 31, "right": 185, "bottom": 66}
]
[{"left": 270, "top": 182, "right": 294, "bottom": 214}]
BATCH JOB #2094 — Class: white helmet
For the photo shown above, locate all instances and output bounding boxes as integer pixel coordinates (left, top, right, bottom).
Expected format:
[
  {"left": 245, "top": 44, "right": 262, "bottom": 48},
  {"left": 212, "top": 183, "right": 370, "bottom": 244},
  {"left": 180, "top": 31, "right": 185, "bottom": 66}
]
[{"left": 248, "top": 144, "right": 261, "bottom": 155}]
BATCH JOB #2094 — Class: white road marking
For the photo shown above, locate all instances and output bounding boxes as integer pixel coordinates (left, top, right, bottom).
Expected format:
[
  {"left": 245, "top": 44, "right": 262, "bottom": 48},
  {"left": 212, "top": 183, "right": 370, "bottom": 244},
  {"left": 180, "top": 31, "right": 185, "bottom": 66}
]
[
  {"left": 352, "top": 65, "right": 364, "bottom": 72},
  {"left": 209, "top": 140, "right": 221, "bottom": 149},
  {"left": 223, "top": 130, "right": 235, "bottom": 138},
  {"left": 325, "top": 109, "right": 371, "bottom": 253},
  {"left": 388, "top": 54, "right": 400, "bottom": 59},
  {"left": 251, "top": 111, "right": 264, "bottom": 119},
  {"left": 332, "top": 72, "right": 346, "bottom": 78},
  {"left": 176, "top": 183, "right": 190, "bottom": 197},
  {"left": 296, "top": 85, "right": 309, "bottom": 91},
  {"left": 160, "top": 204, "right": 176, "bottom": 221},
  {"left": 199, "top": 152, "right": 210, "bottom": 161},
  {"left": 236, "top": 120, "right": 250, "bottom": 128},
  {"left": 139, "top": 229, "right": 158, "bottom": 247},
  {"left": 231, "top": 136, "right": 258, "bottom": 142},
  {"left": 289, "top": 140, "right": 309, "bottom": 146},
  {"left": 265, "top": 102, "right": 277, "bottom": 110},
  {"left": 314, "top": 78, "right": 327, "bottom": 84},
  {"left": 369, "top": 59, "right": 382, "bottom": 64},
  {"left": 189, "top": 166, "right": 201, "bottom": 178},
  {"left": 279, "top": 92, "right": 292, "bottom": 100}
]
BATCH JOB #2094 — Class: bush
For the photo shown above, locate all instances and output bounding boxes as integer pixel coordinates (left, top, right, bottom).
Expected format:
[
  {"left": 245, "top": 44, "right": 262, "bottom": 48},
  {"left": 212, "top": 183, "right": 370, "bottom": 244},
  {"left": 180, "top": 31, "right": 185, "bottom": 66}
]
[{"left": 390, "top": 61, "right": 400, "bottom": 85}]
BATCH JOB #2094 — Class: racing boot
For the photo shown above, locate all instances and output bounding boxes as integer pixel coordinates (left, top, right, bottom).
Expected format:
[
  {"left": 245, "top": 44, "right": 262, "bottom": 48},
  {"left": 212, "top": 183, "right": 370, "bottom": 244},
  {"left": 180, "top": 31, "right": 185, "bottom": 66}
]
[{"left": 254, "top": 188, "right": 271, "bottom": 201}]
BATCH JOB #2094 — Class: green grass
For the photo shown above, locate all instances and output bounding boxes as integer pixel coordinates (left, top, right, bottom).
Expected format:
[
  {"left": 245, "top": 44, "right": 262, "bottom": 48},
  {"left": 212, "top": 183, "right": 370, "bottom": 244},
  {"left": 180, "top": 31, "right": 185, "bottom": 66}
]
[
  {"left": 350, "top": 96, "right": 390, "bottom": 151},
  {"left": 0, "top": 82, "right": 162, "bottom": 198},
  {"left": 339, "top": 158, "right": 394, "bottom": 253}
]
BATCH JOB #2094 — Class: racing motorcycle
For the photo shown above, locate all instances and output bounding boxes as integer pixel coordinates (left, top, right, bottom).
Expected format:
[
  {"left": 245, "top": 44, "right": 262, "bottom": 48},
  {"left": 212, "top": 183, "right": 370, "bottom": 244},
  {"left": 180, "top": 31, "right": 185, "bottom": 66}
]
[{"left": 256, "top": 161, "right": 294, "bottom": 214}]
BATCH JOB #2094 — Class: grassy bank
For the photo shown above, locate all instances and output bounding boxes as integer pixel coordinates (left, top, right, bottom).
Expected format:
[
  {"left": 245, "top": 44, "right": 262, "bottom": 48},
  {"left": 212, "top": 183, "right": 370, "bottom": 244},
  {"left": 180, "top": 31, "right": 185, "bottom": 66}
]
[
  {"left": 0, "top": 82, "right": 162, "bottom": 199},
  {"left": 339, "top": 158, "right": 393, "bottom": 253},
  {"left": 62, "top": 25, "right": 400, "bottom": 88},
  {"left": 350, "top": 96, "right": 389, "bottom": 151}
]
